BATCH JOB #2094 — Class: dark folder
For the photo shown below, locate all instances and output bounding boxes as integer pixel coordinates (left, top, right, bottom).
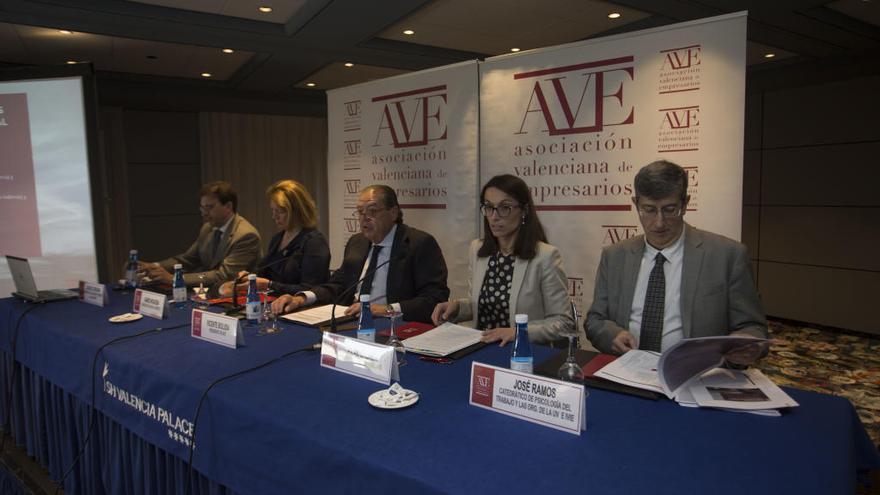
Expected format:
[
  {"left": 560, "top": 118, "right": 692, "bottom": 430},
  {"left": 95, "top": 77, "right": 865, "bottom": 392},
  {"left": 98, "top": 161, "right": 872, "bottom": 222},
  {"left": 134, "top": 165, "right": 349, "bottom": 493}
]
[{"left": 535, "top": 349, "right": 660, "bottom": 400}]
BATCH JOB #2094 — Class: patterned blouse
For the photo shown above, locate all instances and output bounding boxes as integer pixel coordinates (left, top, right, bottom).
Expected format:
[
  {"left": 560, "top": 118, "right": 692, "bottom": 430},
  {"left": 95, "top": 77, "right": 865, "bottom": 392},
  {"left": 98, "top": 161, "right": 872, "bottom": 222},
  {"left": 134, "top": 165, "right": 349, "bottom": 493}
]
[{"left": 477, "top": 252, "right": 515, "bottom": 330}]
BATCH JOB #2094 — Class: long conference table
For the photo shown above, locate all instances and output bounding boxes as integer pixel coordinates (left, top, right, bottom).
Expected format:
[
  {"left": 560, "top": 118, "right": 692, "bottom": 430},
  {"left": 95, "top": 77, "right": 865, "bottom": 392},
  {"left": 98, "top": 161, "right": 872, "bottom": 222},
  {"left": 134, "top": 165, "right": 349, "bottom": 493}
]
[{"left": 0, "top": 291, "right": 877, "bottom": 494}]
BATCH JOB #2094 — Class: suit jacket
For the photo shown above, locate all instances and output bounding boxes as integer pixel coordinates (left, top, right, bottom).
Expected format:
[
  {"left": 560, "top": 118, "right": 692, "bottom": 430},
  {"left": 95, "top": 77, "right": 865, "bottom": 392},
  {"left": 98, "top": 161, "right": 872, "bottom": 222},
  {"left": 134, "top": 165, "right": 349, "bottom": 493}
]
[
  {"left": 312, "top": 223, "right": 449, "bottom": 324},
  {"left": 159, "top": 214, "right": 261, "bottom": 290},
  {"left": 260, "top": 228, "right": 330, "bottom": 295},
  {"left": 586, "top": 224, "right": 767, "bottom": 354},
  {"left": 455, "top": 239, "right": 574, "bottom": 344}
]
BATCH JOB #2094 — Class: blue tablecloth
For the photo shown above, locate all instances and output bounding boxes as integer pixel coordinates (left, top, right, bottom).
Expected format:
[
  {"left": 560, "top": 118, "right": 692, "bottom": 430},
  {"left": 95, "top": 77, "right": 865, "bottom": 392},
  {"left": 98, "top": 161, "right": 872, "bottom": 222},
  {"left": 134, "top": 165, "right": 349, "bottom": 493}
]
[{"left": 0, "top": 292, "right": 877, "bottom": 494}]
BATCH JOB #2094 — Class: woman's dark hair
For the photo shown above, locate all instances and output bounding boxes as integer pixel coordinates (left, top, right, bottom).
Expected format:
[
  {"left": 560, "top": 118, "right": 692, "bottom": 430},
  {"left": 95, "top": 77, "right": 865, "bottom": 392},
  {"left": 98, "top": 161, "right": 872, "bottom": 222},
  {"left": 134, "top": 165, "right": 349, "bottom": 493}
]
[{"left": 478, "top": 174, "right": 547, "bottom": 260}]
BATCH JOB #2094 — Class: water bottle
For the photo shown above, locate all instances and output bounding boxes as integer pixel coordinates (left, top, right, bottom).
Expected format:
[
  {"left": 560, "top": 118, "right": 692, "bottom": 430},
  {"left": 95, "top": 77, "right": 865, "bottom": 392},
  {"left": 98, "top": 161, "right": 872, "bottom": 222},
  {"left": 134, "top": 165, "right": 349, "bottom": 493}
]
[
  {"left": 172, "top": 264, "right": 187, "bottom": 308},
  {"left": 356, "top": 294, "right": 375, "bottom": 342},
  {"left": 125, "top": 249, "right": 139, "bottom": 288},
  {"left": 245, "top": 274, "right": 260, "bottom": 326},
  {"left": 510, "top": 314, "right": 533, "bottom": 374}
]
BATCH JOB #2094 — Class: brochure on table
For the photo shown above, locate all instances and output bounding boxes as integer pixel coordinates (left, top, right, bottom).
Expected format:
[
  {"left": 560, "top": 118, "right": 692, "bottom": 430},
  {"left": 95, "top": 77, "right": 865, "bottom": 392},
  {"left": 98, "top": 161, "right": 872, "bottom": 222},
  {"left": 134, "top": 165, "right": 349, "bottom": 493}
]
[
  {"left": 594, "top": 336, "right": 797, "bottom": 413},
  {"left": 402, "top": 322, "right": 483, "bottom": 357},
  {"left": 281, "top": 304, "right": 352, "bottom": 326}
]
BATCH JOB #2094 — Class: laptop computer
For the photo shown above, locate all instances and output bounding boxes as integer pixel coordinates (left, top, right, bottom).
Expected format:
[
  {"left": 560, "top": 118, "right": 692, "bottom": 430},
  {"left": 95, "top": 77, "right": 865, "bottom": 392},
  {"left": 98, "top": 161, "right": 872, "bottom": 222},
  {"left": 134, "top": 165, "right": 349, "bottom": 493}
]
[{"left": 6, "top": 255, "right": 78, "bottom": 303}]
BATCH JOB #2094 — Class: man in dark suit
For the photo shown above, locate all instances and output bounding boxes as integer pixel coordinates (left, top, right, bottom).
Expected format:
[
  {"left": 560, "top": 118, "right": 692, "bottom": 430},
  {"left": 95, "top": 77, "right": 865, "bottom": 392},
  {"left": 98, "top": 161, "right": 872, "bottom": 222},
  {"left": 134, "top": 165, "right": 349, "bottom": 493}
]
[
  {"left": 272, "top": 184, "right": 449, "bottom": 324},
  {"left": 586, "top": 160, "right": 767, "bottom": 365},
  {"left": 141, "top": 181, "right": 261, "bottom": 293}
]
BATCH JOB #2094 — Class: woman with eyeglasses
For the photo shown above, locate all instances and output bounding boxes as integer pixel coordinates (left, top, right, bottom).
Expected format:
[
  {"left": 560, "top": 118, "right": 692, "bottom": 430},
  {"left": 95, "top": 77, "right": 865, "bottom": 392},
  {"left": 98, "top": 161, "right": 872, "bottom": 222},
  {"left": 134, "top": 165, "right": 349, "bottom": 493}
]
[
  {"left": 432, "top": 174, "right": 574, "bottom": 345},
  {"left": 220, "top": 179, "right": 330, "bottom": 296}
]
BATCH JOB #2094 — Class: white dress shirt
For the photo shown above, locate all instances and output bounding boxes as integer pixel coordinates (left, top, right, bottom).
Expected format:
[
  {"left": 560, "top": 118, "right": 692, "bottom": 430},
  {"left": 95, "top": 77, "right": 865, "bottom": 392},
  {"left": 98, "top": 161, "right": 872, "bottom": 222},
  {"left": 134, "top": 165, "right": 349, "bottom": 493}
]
[{"left": 628, "top": 228, "right": 685, "bottom": 351}]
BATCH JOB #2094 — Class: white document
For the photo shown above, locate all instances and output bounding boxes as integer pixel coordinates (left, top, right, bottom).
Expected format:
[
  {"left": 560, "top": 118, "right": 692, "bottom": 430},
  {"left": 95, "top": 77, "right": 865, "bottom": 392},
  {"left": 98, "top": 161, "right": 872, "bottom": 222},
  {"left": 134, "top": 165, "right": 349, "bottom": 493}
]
[
  {"left": 281, "top": 304, "right": 351, "bottom": 326},
  {"left": 402, "top": 322, "right": 483, "bottom": 357},
  {"left": 593, "top": 350, "right": 667, "bottom": 396}
]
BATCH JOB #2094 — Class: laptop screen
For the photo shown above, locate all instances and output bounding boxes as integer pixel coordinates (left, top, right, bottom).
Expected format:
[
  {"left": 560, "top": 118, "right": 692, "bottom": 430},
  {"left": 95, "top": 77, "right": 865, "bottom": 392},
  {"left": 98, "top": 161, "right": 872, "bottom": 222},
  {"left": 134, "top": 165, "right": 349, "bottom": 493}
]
[{"left": 6, "top": 255, "right": 39, "bottom": 298}]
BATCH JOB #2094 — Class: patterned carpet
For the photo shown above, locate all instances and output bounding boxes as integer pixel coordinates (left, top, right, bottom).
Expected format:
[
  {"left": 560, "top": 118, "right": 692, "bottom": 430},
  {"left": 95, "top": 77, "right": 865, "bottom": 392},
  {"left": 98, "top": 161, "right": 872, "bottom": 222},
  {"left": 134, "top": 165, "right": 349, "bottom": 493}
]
[{"left": 758, "top": 319, "right": 880, "bottom": 447}]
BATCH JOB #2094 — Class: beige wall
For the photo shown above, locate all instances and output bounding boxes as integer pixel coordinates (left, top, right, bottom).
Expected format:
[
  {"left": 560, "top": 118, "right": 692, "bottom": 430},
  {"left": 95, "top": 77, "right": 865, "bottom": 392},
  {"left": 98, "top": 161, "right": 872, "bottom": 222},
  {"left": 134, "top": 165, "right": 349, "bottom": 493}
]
[{"left": 742, "top": 75, "right": 880, "bottom": 334}]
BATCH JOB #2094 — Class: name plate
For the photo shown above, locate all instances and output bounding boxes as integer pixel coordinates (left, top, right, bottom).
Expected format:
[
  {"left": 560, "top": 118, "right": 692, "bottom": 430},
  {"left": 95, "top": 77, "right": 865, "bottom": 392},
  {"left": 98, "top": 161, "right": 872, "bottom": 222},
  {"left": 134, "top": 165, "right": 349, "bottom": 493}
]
[
  {"left": 469, "top": 362, "right": 585, "bottom": 435},
  {"left": 78, "top": 280, "right": 108, "bottom": 307},
  {"left": 191, "top": 309, "right": 244, "bottom": 349},
  {"left": 320, "top": 333, "right": 399, "bottom": 385},
  {"left": 133, "top": 289, "right": 166, "bottom": 320}
]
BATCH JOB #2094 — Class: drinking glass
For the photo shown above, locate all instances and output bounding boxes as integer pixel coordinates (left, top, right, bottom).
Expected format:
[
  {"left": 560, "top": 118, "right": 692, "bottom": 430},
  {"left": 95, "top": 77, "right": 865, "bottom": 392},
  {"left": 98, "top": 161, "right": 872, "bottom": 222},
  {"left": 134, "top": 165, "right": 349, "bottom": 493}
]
[
  {"left": 383, "top": 307, "right": 406, "bottom": 366},
  {"left": 557, "top": 303, "right": 585, "bottom": 382},
  {"left": 258, "top": 290, "right": 280, "bottom": 336}
]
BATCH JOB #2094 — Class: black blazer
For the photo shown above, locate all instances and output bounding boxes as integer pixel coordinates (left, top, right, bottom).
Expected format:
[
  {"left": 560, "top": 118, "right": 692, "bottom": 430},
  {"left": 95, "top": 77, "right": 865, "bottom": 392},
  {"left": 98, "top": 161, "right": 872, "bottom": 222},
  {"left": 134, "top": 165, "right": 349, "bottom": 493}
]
[
  {"left": 312, "top": 223, "right": 449, "bottom": 324},
  {"left": 259, "top": 228, "right": 330, "bottom": 295}
]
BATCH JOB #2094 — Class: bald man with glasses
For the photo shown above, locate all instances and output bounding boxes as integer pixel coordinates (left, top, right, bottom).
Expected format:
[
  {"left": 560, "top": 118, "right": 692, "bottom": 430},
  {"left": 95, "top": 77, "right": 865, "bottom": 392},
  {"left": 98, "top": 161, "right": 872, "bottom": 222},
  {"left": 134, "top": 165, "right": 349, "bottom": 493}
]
[{"left": 586, "top": 161, "right": 768, "bottom": 366}]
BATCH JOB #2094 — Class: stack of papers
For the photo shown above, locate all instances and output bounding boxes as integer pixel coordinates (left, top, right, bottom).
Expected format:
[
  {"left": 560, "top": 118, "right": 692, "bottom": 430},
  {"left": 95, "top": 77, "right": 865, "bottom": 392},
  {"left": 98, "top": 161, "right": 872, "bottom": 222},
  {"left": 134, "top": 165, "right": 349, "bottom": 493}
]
[
  {"left": 402, "top": 322, "right": 483, "bottom": 357},
  {"left": 281, "top": 304, "right": 352, "bottom": 326},
  {"left": 594, "top": 336, "right": 798, "bottom": 416}
]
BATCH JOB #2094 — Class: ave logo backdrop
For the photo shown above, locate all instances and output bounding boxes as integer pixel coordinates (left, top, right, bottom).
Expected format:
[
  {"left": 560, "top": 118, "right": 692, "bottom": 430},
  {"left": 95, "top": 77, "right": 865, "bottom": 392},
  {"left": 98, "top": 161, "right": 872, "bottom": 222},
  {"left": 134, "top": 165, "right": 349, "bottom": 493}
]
[{"left": 480, "top": 13, "right": 746, "bottom": 314}]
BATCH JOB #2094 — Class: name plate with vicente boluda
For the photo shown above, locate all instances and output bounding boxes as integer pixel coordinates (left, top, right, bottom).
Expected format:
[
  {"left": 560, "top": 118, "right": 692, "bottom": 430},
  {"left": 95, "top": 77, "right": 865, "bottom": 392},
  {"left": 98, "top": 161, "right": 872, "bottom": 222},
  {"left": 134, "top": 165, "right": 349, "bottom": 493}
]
[
  {"left": 470, "top": 362, "right": 585, "bottom": 435},
  {"left": 320, "top": 333, "right": 399, "bottom": 385},
  {"left": 132, "top": 289, "right": 166, "bottom": 319},
  {"left": 191, "top": 310, "right": 244, "bottom": 349},
  {"left": 78, "top": 281, "right": 108, "bottom": 307}
]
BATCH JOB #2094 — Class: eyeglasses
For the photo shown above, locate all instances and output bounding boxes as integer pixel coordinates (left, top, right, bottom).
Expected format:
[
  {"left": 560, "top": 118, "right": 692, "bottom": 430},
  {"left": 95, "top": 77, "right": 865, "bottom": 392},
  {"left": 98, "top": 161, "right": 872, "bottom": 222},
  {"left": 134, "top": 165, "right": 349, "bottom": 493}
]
[
  {"left": 637, "top": 205, "right": 683, "bottom": 219},
  {"left": 199, "top": 203, "right": 218, "bottom": 212},
  {"left": 480, "top": 203, "right": 521, "bottom": 218},
  {"left": 355, "top": 205, "right": 387, "bottom": 219}
]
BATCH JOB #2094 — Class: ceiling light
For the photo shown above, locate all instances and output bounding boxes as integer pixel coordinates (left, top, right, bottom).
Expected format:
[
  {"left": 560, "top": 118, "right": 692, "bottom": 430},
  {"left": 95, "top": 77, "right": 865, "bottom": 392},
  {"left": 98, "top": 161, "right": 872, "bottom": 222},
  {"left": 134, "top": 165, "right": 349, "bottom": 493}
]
[
  {"left": 59, "top": 30, "right": 73, "bottom": 34},
  {"left": 608, "top": 12, "right": 621, "bottom": 19},
  {"left": 258, "top": 6, "right": 273, "bottom": 13},
  {"left": 306, "top": 82, "right": 316, "bottom": 87},
  {"left": 764, "top": 53, "right": 776, "bottom": 58},
  {"left": 344, "top": 62, "right": 354, "bottom": 67},
  {"left": 201, "top": 72, "right": 212, "bottom": 78},
  {"left": 66, "top": 60, "right": 77, "bottom": 65},
  {"left": 510, "top": 48, "right": 521, "bottom": 53},
  {"left": 403, "top": 29, "right": 415, "bottom": 35},
  {"left": 222, "top": 48, "right": 234, "bottom": 54}
]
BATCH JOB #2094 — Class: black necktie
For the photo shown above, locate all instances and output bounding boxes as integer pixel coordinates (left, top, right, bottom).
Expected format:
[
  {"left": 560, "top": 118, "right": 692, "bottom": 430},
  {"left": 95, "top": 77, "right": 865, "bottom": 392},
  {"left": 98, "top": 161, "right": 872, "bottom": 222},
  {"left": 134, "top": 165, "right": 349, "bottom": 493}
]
[
  {"left": 639, "top": 252, "right": 666, "bottom": 352},
  {"left": 359, "top": 245, "right": 383, "bottom": 297},
  {"left": 211, "top": 229, "right": 223, "bottom": 258}
]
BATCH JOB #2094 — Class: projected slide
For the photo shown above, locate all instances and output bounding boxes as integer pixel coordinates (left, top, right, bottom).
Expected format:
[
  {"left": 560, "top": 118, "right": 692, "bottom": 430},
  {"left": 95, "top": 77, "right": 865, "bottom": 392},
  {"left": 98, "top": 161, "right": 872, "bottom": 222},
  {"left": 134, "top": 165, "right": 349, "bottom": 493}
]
[{"left": 0, "top": 76, "right": 98, "bottom": 296}]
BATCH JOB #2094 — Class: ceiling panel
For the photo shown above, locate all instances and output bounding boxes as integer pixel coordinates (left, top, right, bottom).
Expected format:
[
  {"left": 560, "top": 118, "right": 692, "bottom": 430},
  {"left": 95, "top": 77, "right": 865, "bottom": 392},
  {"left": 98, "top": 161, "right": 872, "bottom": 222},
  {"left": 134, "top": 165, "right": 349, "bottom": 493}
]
[
  {"left": 827, "top": 0, "right": 880, "bottom": 28},
  {"left": 128, "top": 0, "right": 308, "bottom": 24},
  {"left": 294, "top": 62, "right": 411, "bottom": 90},
  {"left": 377, "top": 0, "right": 651, "bottom": 55},
  {"left": 0, "top": 22, "right": 254, "bottom": 80}
]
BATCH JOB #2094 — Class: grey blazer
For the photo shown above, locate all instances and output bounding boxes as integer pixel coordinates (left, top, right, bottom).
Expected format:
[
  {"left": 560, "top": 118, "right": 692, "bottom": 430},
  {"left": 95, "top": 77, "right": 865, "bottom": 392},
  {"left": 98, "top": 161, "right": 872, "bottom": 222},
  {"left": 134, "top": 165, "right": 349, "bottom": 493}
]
[
  {"left": 454, "top": 239, "right": 574, "bottom": 343},
  {"left": 586, "top": 224, "right": 767, "bottom": 354},
  {"left": 159, "top": 213, "right": 262, "bottom": 289}
]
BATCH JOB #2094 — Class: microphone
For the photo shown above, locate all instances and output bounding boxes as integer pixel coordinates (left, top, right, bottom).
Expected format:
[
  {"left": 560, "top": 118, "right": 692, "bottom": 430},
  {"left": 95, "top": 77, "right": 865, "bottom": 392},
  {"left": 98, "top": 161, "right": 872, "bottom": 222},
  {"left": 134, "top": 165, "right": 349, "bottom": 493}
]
[{"left": 329, "top": 252, "right": 405, "bottom": 333}]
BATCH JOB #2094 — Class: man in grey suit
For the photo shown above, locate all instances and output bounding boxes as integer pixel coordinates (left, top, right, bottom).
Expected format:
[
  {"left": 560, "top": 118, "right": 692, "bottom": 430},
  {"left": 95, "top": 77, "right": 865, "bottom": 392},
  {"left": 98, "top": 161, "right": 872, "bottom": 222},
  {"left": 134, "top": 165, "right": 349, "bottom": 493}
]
[
  {"left": 141, "top": 181, "right": 261, "bottom": 292},
  {"left": 586, "top": 160, "right": 767, "bottom": 365}
]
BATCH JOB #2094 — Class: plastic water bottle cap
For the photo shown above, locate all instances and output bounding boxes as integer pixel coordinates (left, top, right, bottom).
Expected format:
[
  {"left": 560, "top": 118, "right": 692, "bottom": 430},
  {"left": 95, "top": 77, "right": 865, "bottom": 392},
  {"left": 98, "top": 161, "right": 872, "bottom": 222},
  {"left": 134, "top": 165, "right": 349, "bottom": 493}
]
[
  {"left": 130, "top": 249, "right": 138, "bottom": 255},
  {"left": 173, "top": 263, "right": 183, "bottom": 269},
  {"left": 248, "top": 273, "right": 257, "bottom": 280},
  {"left": 515, "top": 314, "right": 528, "bottom": 324},
  {"left": 359, "top": 294, "right": 370, "bottom": 302}
]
